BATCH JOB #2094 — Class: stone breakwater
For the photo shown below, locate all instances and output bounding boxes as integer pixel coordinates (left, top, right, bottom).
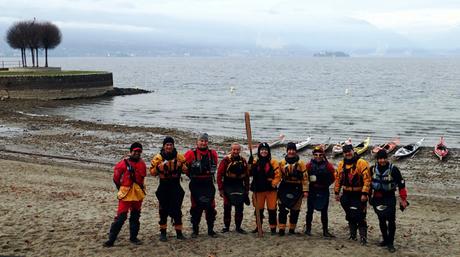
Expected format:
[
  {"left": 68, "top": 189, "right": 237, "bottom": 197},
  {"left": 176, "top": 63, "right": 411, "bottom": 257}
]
[{"left": 0, "top": 72, "right": 113, "bottom": 100}]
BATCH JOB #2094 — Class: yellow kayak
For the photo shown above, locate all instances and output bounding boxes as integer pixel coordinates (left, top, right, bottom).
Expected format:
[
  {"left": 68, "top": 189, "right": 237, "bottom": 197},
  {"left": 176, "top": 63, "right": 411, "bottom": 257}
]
[{"left": 354, "top": 137, "right": 371, "bottom": 155}]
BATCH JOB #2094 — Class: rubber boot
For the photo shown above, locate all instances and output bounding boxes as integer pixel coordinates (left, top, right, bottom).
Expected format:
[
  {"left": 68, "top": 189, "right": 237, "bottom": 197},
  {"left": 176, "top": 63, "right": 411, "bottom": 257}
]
[
  {"left": 268, "top": 209, "right": 277, "bottom": 235},
  {"left": 278, "top": 229, "right": 285, "bottom": 236},
  {"left": 159, "top": 228, "right": 167, "bottom": 242},
  {"left": 348, "top": 222, "right": 357, "bottom": 241},
  {"left": 103, "top": 212, "right": 127, "bottom": 247},
  {"left": 359, "top": 225, "right": 368, "bottom": 245},
  {"left": 235, "top": 205, "right": 245, "bottom": 234},
  {"left": 223, "top": 203, "right": 231, "bottom": 232},
  {"left": 176, "top": 229, "right": 186, "bottom": 240},
  {"left": 129, "top": 210, "right": 142, "bottom": 245},
  {"left": 207, "top": 223, "right": 218, "bottom": 238},
  {"left": 322, "top": 221, "right": 335, "bottom": 238},
  {"left": 191, "top": 224, "right": 199, "bottom": 238},
  {"left": 304, "top": 223, "right": 312, "bottom": 236}
]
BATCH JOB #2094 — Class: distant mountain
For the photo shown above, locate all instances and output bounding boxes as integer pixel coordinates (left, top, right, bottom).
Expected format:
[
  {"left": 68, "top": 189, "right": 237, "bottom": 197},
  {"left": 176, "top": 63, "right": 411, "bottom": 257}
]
[{"left": 0, "top": 17, "right": 459, "bottom": 57}]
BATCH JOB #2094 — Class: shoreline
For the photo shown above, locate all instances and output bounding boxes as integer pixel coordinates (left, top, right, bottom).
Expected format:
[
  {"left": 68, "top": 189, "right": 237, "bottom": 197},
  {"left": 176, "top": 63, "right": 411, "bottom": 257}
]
[{"left": 0, "top": 99, "right": 459, "bottom": 256}]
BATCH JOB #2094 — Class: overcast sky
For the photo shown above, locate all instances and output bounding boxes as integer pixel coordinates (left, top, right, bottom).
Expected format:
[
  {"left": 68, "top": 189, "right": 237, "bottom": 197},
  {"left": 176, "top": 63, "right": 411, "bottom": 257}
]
[{"left": 1, "top": 0, "right": 460, "bottom": 52}]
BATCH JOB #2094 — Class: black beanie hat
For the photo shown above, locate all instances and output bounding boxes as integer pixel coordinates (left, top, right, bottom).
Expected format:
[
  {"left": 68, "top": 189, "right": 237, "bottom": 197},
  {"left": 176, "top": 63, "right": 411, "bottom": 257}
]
[
  {"left": 286, "top": 142, "right": 297, "bottom": 152},
  {"left": 130, "top": 142, "right": 143, "bottom": 152},
  {"left": 342, "top": 144, "right": 353, "bottom": 153},
  {"left": 163, "top": 136, "right": 175, "bottom": 146},
  {"left": 257, "top": 142, "right": 271, "bottom": 159},
  {"left": 376, "top": 149, "right": 388, "bottom": 159}
]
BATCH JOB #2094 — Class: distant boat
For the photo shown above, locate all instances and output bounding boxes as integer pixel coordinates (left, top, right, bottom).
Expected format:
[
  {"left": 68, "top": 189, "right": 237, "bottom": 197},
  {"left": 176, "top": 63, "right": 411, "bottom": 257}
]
[
  {"left": 394, "top": 138, "right": 424, "bottom": 158},
  {"left": 332, "top": 138, "right": 352, "bottom": 156},
  {"left": 434, "top": 137, "right": 448, "bottom": 161},
  {"left": 354, "top": 137, "right": 371, "bottom": 156},
  {"left": 295, "top": 136, "right": 312, "bottom": 152},
  {"left": 372, "top": 137, "right": 400, "bottom": 155}
]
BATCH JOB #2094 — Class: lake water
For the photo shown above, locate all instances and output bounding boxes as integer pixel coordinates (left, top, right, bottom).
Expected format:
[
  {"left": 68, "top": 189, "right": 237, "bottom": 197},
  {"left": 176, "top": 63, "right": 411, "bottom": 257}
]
[{"left": 29, "top": 57, "right": 460, "bottom": 147}]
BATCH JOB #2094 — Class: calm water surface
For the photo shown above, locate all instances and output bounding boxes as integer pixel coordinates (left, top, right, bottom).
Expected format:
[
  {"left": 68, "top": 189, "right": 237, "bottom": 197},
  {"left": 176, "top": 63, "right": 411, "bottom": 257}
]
[{"left": 33, "top": 57, "right": 460, "bottom": 147}]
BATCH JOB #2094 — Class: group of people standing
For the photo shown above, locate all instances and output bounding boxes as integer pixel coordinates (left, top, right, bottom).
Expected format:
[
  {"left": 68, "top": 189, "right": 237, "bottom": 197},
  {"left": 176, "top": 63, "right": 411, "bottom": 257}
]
[{"left": 103, "top": 133, "right": 408, "bottom": 253}]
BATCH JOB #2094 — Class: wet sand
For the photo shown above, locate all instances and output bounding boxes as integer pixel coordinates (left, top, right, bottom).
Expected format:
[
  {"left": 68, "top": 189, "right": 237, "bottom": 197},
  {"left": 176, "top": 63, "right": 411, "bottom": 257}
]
[{"left": 0, "top": 99, "right": 459, "bottom": 257}]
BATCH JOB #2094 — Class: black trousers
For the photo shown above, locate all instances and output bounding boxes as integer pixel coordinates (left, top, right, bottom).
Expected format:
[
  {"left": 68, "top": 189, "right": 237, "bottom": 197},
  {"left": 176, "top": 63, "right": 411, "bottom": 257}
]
[
  {"left": 306, "top": 189, "right": 329, "bottom": 227},
  {"left": 372, "top": 195, "right": 397, "bottom": 245}
]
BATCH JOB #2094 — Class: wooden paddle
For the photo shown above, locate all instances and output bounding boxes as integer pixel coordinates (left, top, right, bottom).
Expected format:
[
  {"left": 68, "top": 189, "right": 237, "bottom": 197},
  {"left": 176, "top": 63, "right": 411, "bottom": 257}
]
[{"left": 245, "top": 112, "right": 263, "bottom": 237}]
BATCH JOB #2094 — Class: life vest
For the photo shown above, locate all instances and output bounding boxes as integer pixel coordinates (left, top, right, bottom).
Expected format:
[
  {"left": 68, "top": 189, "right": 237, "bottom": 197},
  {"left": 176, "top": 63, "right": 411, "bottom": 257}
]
[
  {"left": 371, "top": 164, "right": 397, "bottom": 192},
  {"left": 282, "top": 162, "right": 304, "bottom": 184},
  {"left": 159, "top": 158, "right": 182, "bottom": 179},
  {"left": 309, "top": 160, "right": 330, "bottom": 186},
  {"left": 190, "top": 149, "right": 216, "bottom": 179},
  {"left": 341, "top": 159, "right": 363, "bottom": 190},
  {"left": 250, "top": 160, "right": 275, "bottom": 192},
  {"left": 224, "top": 155, "right": 246, "bottom": 180}
]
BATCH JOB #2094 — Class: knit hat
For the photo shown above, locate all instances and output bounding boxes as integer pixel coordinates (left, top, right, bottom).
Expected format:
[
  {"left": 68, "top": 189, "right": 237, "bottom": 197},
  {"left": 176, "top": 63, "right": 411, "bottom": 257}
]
[
  {"left": 130, "top": 142, "right": 143, "bottom": 152},
  {"left": 342, "top": 144, "right": 353, "bottom": 153},
  {"left": 163, "top": 136, "right": 175, "bottom": 146},
  {"left": 198, "top": 133, "right": 209, "bottom": 141},
  {"left": 376, "top": 149, "right": 388, "bottom": 159},
  {"left": 257, "top": 142, "right": 271, "bottom": 159},
  {"left": 286, "top": 142, "right": 297, "bottom": 152}
]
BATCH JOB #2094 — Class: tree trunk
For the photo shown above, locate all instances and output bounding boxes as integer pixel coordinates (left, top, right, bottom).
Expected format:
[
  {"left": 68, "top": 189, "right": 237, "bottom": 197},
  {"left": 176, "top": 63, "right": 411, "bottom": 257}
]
[
  {"left": 30, "top": 48, "right": 35, "bottom": 67},
  {"left": 23, "top": 48, "right": 28, "bottom": 67},
  {"left": 45, "top": 48, "right": 48, "bottom": 67},
  {"left": 21, "top": 48, "right": 24, "bottom": 67},
  {"left": 35, "top": 48, "right": 39, "bottom": 67}
]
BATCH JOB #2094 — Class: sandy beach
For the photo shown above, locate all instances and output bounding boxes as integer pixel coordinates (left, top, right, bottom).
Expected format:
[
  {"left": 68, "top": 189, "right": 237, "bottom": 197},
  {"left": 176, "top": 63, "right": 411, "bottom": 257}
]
[{"left": 0, "top": 99, "right": 459, "bottom": 257}]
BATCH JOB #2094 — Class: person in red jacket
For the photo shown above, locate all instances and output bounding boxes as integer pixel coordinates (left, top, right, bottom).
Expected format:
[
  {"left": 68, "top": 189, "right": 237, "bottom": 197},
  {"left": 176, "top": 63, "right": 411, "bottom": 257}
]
[
  {"left": 184, "top": 133, "right": 219, "bottom": 238},
  {"left": 217, "top": 142, "right": 249, "bottom": 234},
  {"left": 103, "top": 142, "right": 147, "bottom": 247},
  {"left": 305, "top": 146, "right": 336, "bottom": 237}
]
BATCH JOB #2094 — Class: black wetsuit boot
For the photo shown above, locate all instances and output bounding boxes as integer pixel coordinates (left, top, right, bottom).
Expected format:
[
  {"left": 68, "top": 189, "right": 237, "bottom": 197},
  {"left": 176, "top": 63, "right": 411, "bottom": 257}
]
[{"left": 103, "top": 212, "right": 127, "bottom": 247}]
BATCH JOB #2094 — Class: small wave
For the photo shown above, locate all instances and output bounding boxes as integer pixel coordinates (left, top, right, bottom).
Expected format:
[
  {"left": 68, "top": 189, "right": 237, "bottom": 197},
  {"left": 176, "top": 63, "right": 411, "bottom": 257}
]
[{"left": 17, "top": 111, "right": 49, "bottom": 117}]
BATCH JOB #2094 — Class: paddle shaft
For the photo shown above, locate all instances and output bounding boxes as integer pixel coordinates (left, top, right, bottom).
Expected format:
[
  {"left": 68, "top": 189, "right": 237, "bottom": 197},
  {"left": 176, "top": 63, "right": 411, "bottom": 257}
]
[{"left": 244, "top": 112, "right": 263, "bottom": 237}]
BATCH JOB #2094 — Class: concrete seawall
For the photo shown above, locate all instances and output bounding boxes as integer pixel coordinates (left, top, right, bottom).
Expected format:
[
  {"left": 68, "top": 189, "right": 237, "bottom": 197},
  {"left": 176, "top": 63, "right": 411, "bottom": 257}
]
[{"left": 0, "top": 72, "right": 113, "bottom": 100}]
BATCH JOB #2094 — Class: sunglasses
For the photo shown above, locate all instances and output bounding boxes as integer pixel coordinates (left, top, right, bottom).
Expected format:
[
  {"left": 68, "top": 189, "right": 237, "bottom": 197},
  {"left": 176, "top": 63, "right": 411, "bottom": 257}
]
[{"left": 313, "top": 153, "right": 324, "bottom": 157}]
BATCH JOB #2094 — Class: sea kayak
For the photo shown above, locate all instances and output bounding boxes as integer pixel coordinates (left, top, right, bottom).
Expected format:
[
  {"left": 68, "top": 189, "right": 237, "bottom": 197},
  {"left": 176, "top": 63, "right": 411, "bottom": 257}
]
[
  {"left": 372, "top": 137, "right": 400, "bottom": 155},
  {"left": 434, "top": 137, "right": 448, "bottom": 160},
  {"left": 354, "top": 137, "right": 371, "bottom": 155},
  {"left": 394, "top": 138, "right": 424, "bottom": 158}
]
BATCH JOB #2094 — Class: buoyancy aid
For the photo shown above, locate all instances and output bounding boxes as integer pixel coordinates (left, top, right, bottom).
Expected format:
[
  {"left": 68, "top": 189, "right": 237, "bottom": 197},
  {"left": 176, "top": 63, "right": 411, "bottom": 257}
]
[
  {"left": 342, "top": 162, "right": 361, "bottom": 186},
  {"left": 224, "top": 155, "right": 247, "bottom": 180},
  {"left": 251, "top": 159, "right": 275, "bottom": 192},
  {"left": 309, "top": 160, "right": 330, "bottom": 186},
  {"left": 371, "top": 164, "right": 397, "bottom": 192},
  {"left": 190, "top": 149, "right": 216, "bottom": 179},
  {"left": 281, "top": 162, "right": 304, "bottom": 184}
]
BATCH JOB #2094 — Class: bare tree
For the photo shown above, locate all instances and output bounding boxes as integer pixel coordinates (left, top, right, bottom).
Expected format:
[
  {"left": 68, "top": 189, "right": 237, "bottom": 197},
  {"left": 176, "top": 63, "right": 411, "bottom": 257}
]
[
  {"left": 40, "top": 22, "right": 61, "bottom": 67},
  {"left": 25, "top": 19, "right": 41, "bottom": 67},
  {"left": 6, "top": 21, "right": 30, "bottom": 67},
  {"left": 5, "top": 19, "right": 62, "bottom": 68}
]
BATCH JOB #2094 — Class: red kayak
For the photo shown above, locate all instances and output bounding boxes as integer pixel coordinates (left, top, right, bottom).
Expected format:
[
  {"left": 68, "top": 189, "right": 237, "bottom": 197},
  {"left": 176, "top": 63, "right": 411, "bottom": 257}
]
[
  {"left": 372, "top": 137, "right": 400, "bottom": 155},
  {"left": 434, "top": 137, "right": 448, "bottom": 160}
]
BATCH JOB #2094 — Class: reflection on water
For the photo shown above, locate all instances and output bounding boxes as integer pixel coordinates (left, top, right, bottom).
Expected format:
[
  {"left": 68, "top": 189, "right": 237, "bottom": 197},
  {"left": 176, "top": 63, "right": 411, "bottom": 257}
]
[{"left": 32, "top": 57, "right": 460, "bottom": 147}]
